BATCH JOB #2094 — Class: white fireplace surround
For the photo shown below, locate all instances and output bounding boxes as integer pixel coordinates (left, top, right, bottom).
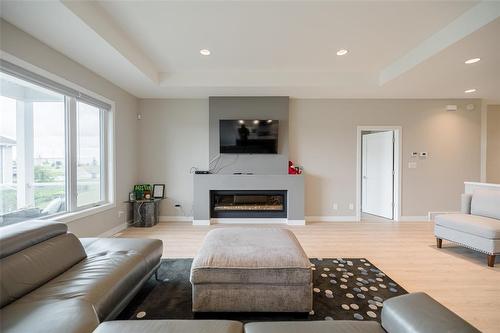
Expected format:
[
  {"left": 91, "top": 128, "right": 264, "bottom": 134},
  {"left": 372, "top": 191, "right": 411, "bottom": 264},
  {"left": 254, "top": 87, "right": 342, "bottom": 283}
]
[{"left": 193, "top": 174, "right": 305, "bottom": 225}]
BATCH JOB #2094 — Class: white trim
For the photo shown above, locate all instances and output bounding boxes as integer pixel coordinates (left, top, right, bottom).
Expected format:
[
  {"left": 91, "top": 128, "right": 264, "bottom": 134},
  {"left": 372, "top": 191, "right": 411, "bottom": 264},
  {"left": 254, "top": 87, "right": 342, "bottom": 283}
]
[
  {"left": 98, "top": 222, "right": 127, "bottom": 237},
  {"left": 356, "top": 126, "right": 402, "bottom": 222},
  {"left": 306, "top": 216, "right": 358, "bottom": 222},
  {"left": 193, "top": 219, "right": 211, "bottom": 226},
  {"left": 211, "top": 218, "right": 287, "bottom": 224},
  {"left": 287, "top": 219, "right": 306, "bottom": 225},
  {"left": 159, "top": 216, "right": 193, "bottom": 222},
  {"left": 51, "top": 202, "right": 116, "bottom": 223},
  {"left": 398, "top": 216, "right": 429, "bottom": 222},
  {"left": 428, "top": 211, "right": 460, "bottom": 221}
]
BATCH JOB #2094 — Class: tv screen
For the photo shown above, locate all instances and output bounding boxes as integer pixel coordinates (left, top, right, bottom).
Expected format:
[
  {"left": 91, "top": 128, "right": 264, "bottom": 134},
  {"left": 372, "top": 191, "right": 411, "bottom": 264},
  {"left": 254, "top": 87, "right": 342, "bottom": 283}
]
[{"left": 219, "top": 119, "right": 279, "bottom": 154}]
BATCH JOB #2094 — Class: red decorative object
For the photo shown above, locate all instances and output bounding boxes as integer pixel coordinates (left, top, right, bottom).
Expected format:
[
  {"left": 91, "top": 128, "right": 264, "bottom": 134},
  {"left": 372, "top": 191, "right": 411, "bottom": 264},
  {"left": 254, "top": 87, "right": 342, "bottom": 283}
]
[{"left": 288, "top": 160, "right": 302, "bottom": 175}]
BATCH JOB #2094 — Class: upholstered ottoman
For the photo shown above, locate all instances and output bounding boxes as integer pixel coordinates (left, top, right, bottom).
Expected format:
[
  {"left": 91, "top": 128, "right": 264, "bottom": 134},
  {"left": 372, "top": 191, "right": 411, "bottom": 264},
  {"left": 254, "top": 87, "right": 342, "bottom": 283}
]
[{"left": 190, "top": 228, "right": 312, "bottom": 312}]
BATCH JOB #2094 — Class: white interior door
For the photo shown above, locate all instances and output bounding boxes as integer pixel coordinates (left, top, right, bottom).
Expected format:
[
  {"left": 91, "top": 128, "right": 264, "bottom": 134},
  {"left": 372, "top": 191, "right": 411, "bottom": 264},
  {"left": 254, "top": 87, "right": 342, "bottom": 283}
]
[{"left": 362, "top": 131, "right": 394, "bottom": 219}]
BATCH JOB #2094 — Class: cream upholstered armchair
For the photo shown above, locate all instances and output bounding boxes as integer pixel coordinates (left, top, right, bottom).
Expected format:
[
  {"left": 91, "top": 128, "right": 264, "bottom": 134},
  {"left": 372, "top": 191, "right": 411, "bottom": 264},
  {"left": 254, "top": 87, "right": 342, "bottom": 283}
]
[{"left": 434, "top": 189, "right": 500, "bottom": 267}]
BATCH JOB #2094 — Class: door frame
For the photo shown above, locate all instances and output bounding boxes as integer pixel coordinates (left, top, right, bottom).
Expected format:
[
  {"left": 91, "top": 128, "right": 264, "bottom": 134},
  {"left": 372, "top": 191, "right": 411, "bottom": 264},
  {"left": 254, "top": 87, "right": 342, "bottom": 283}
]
[{"left": 356, "top": 126, "right": 402, "bottom": 222}]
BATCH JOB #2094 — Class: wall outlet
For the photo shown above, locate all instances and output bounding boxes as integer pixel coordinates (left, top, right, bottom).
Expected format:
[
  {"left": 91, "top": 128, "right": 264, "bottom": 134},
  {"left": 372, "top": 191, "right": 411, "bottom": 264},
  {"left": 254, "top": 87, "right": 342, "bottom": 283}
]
[
  {"left": 349, "top": 203, "right": 354, "bottom": 210},
  {"left": 118, "top": 211, "right": 125, "bottom": 218},
  {"left": 333, "top": 203, "right": 338, "bottom": 210},
  {"left": 408, "top": 162, "right": 417, "bottom": 169}
]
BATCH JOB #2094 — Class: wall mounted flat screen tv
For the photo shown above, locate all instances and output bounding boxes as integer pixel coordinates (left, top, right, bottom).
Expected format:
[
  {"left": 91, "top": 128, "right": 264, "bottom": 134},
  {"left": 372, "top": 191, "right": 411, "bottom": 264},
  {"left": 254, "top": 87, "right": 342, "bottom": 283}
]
[{"left": 219, "top": 119, "right": 279, "bottom": 154}]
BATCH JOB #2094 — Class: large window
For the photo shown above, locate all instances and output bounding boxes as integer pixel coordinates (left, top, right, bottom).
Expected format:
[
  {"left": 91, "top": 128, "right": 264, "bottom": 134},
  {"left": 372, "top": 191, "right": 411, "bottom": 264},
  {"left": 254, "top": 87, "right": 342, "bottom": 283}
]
[{"left": 0, "top": 61, "right": 112, "bottom": 226}]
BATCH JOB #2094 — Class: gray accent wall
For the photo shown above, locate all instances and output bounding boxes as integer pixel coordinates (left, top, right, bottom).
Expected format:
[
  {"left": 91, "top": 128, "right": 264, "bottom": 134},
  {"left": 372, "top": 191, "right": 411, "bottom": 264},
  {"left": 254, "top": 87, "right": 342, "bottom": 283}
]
[{"left": 209, "top": 96, "right": 289, "bottom": 175}]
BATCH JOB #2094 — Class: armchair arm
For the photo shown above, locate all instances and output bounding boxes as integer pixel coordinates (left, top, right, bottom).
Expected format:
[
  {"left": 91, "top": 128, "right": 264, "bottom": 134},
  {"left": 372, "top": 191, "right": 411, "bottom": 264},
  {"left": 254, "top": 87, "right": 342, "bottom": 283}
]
[
  {"left": 381, "top": 293, "right": 480, "bottom": 333},
  {"left": 461, "top": 193, "right": 472, "bottom": 214}
]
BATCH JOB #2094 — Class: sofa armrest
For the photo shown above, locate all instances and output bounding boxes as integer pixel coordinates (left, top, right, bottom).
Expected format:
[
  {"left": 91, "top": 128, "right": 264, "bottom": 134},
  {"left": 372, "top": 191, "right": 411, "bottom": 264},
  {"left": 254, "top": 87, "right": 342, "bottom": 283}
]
[
  {"left": 461, "top": 193, "right": 472, "bottom": 214},
  {"left": 381, "top": 293, "right": 480, "bottom": 333}
]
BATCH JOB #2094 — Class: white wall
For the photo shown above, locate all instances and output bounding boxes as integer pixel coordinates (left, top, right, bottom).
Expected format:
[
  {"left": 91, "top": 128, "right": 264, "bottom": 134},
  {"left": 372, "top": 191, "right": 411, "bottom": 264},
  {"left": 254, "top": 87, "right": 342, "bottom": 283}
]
[
  {"left": 138, "top": 98, "right": 482, "bottom": 219},
  {"left": 0, "top": 20, "right": 139, "bottom": 236},
  {"left": 289, "top": 99, "right": 481, "bottom": 217},
  {"left": 138, "top": 99, "right": 209, "bottom": 218}
]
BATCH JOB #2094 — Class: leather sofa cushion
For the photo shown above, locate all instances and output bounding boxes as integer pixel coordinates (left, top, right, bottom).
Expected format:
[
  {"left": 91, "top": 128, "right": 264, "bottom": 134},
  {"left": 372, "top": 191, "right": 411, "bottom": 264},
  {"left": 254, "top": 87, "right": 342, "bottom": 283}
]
[
  {"left": 244, "top": 321, "right": 385, "bottom": 333},
  {"left": 471, "top": 189, "right": 500, "bottom": 220},
  {"left": 190, "top": 228, "right": 311, "bottom": 285},
  {"left": 0, "top": 220, "right": 67, "bottom": 259},
  {"left": 435, "top": 213, "right": 500, "bottom": 239},
  {"left": 381, "top": 292, "right": 480, "bottom": 333},
  {"left": 0, "top": 233, "right": 86, "bottom": 308},
  {"left": 20, "top": 238, "right": 162, "bottom": 321},
  {"left": 0, "top": 298, "right": 99, "bottom": 333},
  {"left": 92, "top": 320, "right": 243, "bottom": 333}
]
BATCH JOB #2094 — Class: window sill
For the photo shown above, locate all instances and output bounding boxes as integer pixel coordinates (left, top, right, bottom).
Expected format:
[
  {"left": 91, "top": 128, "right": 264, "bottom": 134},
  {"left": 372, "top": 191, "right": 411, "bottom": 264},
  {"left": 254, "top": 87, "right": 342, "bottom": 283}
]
[{"left": 48, "top": 202, "right": 116, "bottom": 224}]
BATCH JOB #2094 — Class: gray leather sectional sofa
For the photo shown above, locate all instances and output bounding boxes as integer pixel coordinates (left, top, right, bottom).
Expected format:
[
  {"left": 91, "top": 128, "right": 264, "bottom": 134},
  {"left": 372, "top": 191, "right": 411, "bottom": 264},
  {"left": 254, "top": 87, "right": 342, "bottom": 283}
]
[
  {"left": 0, "top": 220, "right": 163, "bottom": 333},
  {"left": 94, "top": 292, "right": 479, "bottom": 333},
  {"left": 1, "top": 220, "right": 480, "bottom": 333}
]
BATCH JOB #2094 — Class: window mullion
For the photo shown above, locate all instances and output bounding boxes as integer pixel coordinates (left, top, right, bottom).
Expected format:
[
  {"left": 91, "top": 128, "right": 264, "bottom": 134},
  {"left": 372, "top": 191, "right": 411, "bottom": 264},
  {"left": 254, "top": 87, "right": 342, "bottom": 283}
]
[
  {"left": 66, "top": 97, "right": 78, "bottom": 212},
  {"left": 99, "top": 109, "right": 106, "bottom": 203}
]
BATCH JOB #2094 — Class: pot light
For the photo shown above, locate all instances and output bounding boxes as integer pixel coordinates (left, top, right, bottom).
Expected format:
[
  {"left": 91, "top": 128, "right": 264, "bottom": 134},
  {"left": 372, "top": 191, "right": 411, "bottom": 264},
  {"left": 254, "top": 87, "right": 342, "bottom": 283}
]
[
  {"left": 267, "top": 120, "right": 273, "bottom": 123},
  {"left": 465, "top": 58, "right": 480, "bottom": 64},
  {"left": 336, "top": 49, "right": 348, "bottom": 56},
  {"left": 200, "top": 49, "right": 211, "bottom": 56},
  {"left": 465, "top": 88, "right": 477, "bottom": 93},
  {"left": 238, "top": 120, "right": 245, "bottom": 124},
  {"left": 253, "top": 120, "right": 259, "bottom": 124}
]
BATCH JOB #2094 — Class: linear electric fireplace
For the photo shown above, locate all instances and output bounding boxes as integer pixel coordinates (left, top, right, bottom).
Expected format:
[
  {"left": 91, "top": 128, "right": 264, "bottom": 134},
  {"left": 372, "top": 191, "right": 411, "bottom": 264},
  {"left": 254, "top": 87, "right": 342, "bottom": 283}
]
[{"left": 210, "top": 190, "right": 287, "bottom": 218}]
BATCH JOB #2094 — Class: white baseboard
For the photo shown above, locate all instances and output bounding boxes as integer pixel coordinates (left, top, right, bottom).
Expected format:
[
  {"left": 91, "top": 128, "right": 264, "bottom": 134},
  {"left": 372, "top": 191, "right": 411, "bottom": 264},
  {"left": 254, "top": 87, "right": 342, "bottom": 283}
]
[
  {"left": 193, "top": 219, "right": 211, "bottom": 226},
  {"left": 211, "top": 218, "right": 287, "bottom": 224},
  {"left": 306, "top": 216, "right": 358, "bottom": 222},
  {"left": 398, "top": 216, "right": 429, "bottom": 222},
  {"left": 428, "top": 211, "right": 459, "bottom": 221},
  {"left": 159, "top": 216, "right": 193, "bottom": 222},
  {"left": 98, "top": 223, "right": 127, "bottom": 237},
  {"left": 287, "top": 219, "right": 306, "bottom": 225}
]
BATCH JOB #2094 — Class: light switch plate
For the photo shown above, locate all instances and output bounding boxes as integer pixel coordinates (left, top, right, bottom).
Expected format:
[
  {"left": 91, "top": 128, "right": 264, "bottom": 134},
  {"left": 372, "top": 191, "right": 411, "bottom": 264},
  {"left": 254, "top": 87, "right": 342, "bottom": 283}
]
[{"left": 408, "top": 162, "right": 417, "bottom": 169}]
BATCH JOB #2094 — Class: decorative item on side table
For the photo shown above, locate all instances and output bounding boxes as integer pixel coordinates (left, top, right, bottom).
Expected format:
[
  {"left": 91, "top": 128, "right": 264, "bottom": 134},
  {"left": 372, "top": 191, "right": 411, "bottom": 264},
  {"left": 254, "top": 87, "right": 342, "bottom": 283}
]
[
  {"left": 153, "top": 184, "right": 165, "bottom": 198},
  {"left": 128, "top": 184, "right": 165, "bottom": 227}
]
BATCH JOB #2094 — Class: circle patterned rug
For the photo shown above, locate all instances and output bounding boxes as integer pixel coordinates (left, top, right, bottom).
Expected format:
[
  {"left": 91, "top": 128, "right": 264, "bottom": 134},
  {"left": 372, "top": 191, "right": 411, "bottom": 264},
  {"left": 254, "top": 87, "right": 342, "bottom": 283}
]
[{"left": 118, "top": 258, "right": 407, "bottom": 323}]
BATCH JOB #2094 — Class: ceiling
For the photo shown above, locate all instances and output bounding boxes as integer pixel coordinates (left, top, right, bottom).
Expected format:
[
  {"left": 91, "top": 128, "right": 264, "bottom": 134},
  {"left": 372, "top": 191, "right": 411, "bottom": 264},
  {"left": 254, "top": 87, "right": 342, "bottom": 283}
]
[{"left": 1, "top": 1, "right": 499, "bottom": 100}]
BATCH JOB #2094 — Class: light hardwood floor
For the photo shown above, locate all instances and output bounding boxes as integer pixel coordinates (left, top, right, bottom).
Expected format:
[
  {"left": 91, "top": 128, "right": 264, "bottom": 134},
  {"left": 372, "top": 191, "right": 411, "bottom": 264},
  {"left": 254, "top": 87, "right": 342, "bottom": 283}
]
[{"left": 118, "top": 221, "right": 499, "bottom": 333}]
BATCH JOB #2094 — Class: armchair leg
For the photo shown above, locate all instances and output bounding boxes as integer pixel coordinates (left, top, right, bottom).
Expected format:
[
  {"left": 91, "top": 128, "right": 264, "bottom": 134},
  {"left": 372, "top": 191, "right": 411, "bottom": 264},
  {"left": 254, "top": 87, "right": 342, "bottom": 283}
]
[
  {"left": 436, "top": 238, "right": 442, "bottom": 249},
  {"left": 487, "top": 255, "right": 496, "bottom": 267}
]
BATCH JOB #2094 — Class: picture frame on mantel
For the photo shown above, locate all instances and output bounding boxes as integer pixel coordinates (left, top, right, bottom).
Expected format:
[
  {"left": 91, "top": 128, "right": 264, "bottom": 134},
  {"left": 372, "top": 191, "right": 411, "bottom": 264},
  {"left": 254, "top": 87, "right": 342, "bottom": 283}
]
[{"left": 153, "top": 184, "right": 165, "bottom": 198}]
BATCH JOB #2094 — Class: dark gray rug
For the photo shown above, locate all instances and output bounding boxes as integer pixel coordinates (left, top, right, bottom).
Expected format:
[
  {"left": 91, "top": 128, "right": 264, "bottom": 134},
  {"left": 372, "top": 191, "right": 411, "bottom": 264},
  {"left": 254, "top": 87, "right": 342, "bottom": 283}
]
[{"left": 117, "top": 258, "right": 407, "bottom": 323}]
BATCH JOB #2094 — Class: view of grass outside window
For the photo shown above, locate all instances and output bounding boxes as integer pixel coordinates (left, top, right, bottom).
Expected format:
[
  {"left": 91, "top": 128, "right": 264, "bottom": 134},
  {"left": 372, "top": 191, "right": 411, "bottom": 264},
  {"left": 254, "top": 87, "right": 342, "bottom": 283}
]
[
  {"left": 0, "top": 73, "right": 66, "bottom": 225},
  {"left": 77, "top": 101, "right": 102, "bottom": 207},
  {"left": 0, "top": 68, "right": 108, "bottom": 226}
]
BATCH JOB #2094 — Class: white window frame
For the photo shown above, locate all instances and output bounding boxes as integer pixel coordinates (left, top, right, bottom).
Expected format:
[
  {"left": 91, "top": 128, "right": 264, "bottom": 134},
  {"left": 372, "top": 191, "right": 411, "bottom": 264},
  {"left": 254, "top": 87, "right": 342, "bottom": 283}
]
[{"left": 1, "top": 54, "right": 116, "bottom": 224}]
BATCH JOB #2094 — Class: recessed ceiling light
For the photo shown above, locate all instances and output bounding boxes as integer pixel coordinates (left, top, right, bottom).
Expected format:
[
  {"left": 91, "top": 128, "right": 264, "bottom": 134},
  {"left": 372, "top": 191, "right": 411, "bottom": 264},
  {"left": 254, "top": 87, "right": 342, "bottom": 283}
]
[
  {"left": 253, "top": 120, "right": 259, "bottom": 124},
  {"left": 238, "top": 120, "right": 245, "bottom": 124},
  {"left": 200, "top": 49, "right": 211, "bottom": 56},
  {"left": 336, "top": 49, "right": 348, "bottom": 56},
  {"left": 465, "top": 58, "right": 480, "bottom": 64},
  {"left": 465, "top": 88, "right": 477, "bottom": 93}
]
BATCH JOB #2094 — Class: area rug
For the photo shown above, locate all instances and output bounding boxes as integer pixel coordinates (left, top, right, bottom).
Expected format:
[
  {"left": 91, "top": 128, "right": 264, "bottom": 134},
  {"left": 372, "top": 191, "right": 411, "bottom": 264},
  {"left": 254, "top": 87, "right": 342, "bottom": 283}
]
[{"left": 117, "top": 258, "right": 407, "bottom": 323}]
